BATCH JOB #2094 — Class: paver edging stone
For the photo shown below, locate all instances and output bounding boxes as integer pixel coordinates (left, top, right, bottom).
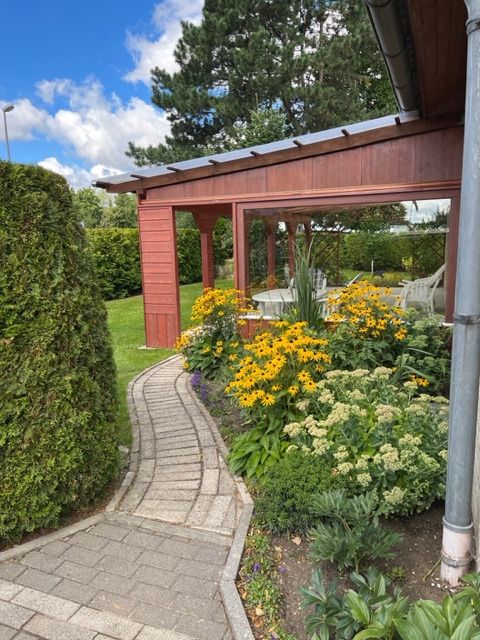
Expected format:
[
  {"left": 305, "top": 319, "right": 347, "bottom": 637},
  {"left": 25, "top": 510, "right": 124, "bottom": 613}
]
[{"left": 185, "top": 370, "right": 255, "bottom": 640}]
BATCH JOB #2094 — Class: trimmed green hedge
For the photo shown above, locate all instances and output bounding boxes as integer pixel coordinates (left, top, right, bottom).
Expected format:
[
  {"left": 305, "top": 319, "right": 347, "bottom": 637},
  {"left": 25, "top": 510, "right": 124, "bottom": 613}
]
[
  {"left": 87, "top": 228, "right": 141, "bottom": 300},
  {"left": 0, "top": 162, "right": 119, "bottom": 543},
  {"left": 87, "top": 225, "right": 230, "bottom": 299},
  {"left": 177, "top": 228, "right": 202, "bottom": 284}
]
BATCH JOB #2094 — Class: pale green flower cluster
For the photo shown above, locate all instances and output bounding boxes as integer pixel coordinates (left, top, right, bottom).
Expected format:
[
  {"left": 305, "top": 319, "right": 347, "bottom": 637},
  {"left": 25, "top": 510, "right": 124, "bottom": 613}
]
[
  {"left": 375, "top": 404, "right": 401, "bottom": 424},
  {"left": 282, "top": 366, "right": 450, "bottom": 516}
]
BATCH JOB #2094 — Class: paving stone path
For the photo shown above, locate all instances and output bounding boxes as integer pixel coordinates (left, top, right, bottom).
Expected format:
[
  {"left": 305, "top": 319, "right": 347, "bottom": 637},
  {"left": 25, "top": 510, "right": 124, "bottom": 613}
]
[{"left": 0, "top": 356, "right": 249, "bottom": 640}]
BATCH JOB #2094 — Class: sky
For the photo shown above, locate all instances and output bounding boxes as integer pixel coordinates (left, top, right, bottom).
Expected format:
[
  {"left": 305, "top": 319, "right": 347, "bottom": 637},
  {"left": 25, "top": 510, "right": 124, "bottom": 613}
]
[{"left": 0, "top": 0, "right": 203, "bottom": 188}]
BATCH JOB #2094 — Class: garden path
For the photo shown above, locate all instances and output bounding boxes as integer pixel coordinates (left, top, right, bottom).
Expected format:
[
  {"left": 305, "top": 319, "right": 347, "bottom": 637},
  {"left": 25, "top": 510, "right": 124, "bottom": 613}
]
[{"left": 0, "top": 356, "right": 249, "bottom": 640}]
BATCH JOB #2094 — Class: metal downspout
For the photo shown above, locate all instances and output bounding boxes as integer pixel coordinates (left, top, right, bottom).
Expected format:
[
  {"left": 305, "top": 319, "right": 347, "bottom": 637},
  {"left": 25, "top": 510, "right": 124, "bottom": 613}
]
[{"left": 441, "top": 0, "right": 480, "bottom": 586}]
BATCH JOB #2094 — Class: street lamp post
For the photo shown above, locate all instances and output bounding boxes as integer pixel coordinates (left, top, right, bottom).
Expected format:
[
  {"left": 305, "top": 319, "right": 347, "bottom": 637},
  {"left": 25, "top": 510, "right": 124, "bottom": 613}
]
[{"left": 2, "top": 104, "right": 14, "bottom": 162}]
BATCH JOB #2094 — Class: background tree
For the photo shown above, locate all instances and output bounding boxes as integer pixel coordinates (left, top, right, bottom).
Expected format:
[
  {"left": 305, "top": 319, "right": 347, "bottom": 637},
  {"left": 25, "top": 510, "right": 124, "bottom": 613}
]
[
  {"left": 72, "top": 187, "right": 104, "bottom": 228},
  {"left": 127, "top": 0, "right": 395, "bottom": 166},
  {"left": 102, "top": 193, "right": 137, "bottom": 228}
]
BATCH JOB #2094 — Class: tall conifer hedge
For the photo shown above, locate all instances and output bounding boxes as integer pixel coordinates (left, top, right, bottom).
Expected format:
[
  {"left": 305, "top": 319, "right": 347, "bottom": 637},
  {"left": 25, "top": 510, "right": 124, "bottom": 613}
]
[{"left": 0, "top": 162, "right": 119, "bottom": 543}]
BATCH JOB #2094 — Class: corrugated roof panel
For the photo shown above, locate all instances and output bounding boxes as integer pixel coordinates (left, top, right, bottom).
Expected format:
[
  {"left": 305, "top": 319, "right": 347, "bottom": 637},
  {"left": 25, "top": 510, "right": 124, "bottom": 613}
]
[
  {"left": 96, "top": 113, "right": 407, "bottom": 186},
  {"left": 96, "top": 173, "right": 140, "bottom": 185}
]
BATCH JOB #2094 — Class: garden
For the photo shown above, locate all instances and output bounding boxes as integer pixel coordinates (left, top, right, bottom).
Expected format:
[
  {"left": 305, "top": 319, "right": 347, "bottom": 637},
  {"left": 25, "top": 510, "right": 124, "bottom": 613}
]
[{"left": 174, "top": 254, "right": 471, "bottom": 640}]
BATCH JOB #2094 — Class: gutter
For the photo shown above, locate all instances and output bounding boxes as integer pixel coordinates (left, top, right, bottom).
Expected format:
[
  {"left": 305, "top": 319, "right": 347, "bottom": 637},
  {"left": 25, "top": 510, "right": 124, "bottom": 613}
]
[{"left": 363, "top": 0, "right": 419, "bottom": 116}]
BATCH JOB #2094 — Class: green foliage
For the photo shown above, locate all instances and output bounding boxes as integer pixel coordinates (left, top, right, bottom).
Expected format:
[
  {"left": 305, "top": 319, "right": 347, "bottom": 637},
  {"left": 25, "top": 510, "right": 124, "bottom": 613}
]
[
  {"left": 230, "top": 108, "right": 291, "bottom": 148},
  {"left": 0, "top": 161, "right": 119, "bottom": 542},
  {"left": 284, "top": 368, "right": 449, "bottom": 516},
  {"left": 101, "top": 193, "right": 137, "bottom": 228},
  {"left": 396, "top": 315, "right": 452, "bottom": 395},
  {"left": 72, "top": 187, "right": 104, "bottom": 227},
  {"left": 127, "top": 1, "right": 394, "bottom": 165},
  {"left": 290, "top": 242, "right": 325, "bottom": 331},
  {"left": 213, "top": 216, "right": 233, "bottom": 263},
  {"left": 302, "top": 569, "right": 480, "bottom": 639},
  {"left": 253, "top": 449, "right": 344, "bottom": 533},
  {"left": 342, "top": 232, "right": 409, "bottom": 272},
  {"left": 228, "top": 423, "right": 289, "bottom": 478},
  {"left": 310, "top": 490, "right": 402, "bottom": 572},
  {"left": 302, "top": 566, "right": 408, "bottom": 640},
  {"left": 177, "top": 228, "right": 203, "bottom": 285},
  {"left": 87, "top": 228, "right": 141, "bottom": 300}
]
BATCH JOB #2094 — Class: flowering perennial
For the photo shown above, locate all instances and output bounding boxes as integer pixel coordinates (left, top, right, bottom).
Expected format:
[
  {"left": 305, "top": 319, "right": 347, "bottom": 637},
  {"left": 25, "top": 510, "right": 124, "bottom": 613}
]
[
  {"left": 328, "top": 281, "right": 406, "bottom": 340},
  {"left": 226, "top": 321, "right": 331, "bottom": 418},
  {"left": 284, "top": 367, "right": 448, "bottom": 516},
  {"left": 176, "top": 288, "right": 251, "bottom": 378}
]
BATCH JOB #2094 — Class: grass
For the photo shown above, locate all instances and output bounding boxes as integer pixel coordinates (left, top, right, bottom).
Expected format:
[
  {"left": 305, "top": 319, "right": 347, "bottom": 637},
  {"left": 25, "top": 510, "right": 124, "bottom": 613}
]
[{"left": 107, "top": 278, "right": 233, "bottom": 445}]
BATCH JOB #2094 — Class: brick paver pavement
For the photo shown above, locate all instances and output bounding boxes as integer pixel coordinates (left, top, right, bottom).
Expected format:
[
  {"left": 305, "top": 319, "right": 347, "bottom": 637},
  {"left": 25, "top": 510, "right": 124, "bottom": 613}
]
[{"left": 0, "top": 356, "right": 247, "bottom": 640}]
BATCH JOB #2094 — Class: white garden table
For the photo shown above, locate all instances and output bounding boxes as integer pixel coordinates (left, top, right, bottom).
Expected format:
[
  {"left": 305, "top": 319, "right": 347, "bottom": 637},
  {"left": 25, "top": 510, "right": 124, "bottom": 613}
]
[{"left": 252, "top": 287, "right": 328, "bottom": 316}]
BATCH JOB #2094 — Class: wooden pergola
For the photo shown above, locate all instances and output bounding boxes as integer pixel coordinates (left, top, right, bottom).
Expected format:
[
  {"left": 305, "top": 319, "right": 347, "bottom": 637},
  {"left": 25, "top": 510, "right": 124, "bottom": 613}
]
[{"left": 96, "top": 1, "right": 467, "bottom": 349}]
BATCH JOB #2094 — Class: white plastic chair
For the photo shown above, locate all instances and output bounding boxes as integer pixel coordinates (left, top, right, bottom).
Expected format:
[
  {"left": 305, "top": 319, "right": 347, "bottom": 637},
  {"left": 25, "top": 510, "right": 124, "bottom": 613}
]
[{"left": 399, "top": 264, "right": 445, "bottom": 314}]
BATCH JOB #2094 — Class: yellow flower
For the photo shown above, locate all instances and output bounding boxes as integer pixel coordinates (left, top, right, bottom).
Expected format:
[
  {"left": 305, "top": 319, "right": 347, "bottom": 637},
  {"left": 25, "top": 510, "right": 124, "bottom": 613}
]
[
  {"left": 261, "top": 393, "right": 275, "bottom": 406},
  {"left": 303, "top": 380, "right": 316, "bottom": 394}
]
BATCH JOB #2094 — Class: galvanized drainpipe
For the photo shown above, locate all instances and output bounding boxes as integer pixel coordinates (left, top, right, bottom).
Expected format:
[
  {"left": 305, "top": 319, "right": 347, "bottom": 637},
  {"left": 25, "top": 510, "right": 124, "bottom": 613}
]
[{"left": 441, "top": 0, "right": 480, "bottom": 586}]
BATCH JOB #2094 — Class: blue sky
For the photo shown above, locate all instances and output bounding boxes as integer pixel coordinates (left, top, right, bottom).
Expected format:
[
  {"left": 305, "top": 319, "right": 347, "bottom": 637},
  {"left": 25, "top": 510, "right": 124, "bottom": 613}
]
[{"left": 0, "top": 0, "right": 203, "bottom": 187}]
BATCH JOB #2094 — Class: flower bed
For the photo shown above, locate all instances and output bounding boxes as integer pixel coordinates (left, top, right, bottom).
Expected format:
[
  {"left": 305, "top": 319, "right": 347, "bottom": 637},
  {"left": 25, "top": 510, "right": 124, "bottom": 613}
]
[{"left": 180, "top": 283, "right": 454, "bottom": 639}]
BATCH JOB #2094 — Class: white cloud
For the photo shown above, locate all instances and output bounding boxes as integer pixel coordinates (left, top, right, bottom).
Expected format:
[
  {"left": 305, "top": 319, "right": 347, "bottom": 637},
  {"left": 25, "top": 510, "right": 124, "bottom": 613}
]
[
  {"left": 0, "top": 98, "right": 51, "bottom": 141},
  {"left": 38, "top": 157, "right": 124, "bottom": 190},
  {"left": 2, "top": 77, "right": 171, "bottom": 180},
  {"left": 124, "top": 0, "right": 204, "bottom": 85}
]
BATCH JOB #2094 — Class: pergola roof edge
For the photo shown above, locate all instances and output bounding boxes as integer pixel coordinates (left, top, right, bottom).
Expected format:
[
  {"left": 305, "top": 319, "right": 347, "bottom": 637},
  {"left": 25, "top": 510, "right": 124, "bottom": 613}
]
[{"left": 95, "top": 112, "right": 463, "bottom": 194}]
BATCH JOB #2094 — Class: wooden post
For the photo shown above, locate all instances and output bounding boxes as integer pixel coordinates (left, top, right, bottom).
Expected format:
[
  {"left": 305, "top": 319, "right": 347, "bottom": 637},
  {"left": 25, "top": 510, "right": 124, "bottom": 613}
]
[
  {"left": 286, "top": 221, "right": 297, "bottom": 278},
  {"left": 265, "top": 219, "right": 277, "bottom": 288},
  {"left": 233, "top": 204, "right": 250, "bottom": 296},
  {"left": 445, "top": 195, "right": 460, "bottom": 322},
  {"left": 138, "top": 203, "right": 180, "bottom": 348},
  {"left": 193, "top": 212, "right": 219, "bottom": 290}
]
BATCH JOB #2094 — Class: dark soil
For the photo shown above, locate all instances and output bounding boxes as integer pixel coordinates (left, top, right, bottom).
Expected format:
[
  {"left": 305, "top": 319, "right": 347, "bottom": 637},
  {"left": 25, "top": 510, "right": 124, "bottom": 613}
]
[{"left": 273, "top": 502, "right": 451, "bottom": 640}]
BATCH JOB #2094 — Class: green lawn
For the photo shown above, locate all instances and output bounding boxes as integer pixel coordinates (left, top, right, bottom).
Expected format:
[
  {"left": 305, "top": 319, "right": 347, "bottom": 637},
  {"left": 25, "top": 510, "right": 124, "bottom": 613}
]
[{"left": 107, "top": 278, "right": 233, "bottom": 445}]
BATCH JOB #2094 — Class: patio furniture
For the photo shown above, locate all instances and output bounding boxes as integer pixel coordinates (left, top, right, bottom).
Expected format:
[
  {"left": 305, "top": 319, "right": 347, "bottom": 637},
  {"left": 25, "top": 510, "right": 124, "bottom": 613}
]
[
  {"left": 252, "top": 288, "right": 295, "bottom": 316},
  {"left": 399, "top": 264, "right": 445, "bottom": 314},
  {"left": 252, "top": 280, "right": 328, "bottom": 316}
]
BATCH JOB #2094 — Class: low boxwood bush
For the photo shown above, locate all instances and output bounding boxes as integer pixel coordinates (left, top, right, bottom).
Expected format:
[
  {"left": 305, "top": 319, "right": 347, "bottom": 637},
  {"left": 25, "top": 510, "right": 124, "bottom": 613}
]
[
  {"left": 253, "top": 450, "right": 345, "bottom": 533},
  {"left": 87, "top": 228, "right": 141, "bottom": 300},
  {"left": 0, "top": 162, "right": 119, "bottom": 543}
]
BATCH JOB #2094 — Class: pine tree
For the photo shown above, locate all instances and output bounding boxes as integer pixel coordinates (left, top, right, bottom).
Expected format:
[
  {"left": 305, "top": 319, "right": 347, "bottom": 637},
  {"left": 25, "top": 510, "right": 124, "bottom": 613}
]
[{"left": 127, "top": 0, "right": 395, "bottom": 166}]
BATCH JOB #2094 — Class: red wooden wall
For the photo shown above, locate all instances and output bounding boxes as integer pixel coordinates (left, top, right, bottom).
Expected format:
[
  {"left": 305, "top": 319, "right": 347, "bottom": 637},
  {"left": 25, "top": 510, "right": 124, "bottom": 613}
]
[{"left": 138, "top": 203, "right": 180, "bottom": 348}]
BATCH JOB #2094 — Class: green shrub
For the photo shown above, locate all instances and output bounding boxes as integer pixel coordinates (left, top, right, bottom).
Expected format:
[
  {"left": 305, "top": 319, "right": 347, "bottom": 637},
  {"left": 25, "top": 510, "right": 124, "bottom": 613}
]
[
  {"left": 87, "top": 228, "right": 141, "bottom": 300},
  {"left": 254, "top": 450, "right": 344, "bottom": 533},
  {"left": 342, "top": 232, "right": 408, "bottom": 271},
  {"left": 396, "top": 314, "right": 452, "bottom": 394},
  {"left": 0, "top": 162, "right": 119, "bottom": 543}
]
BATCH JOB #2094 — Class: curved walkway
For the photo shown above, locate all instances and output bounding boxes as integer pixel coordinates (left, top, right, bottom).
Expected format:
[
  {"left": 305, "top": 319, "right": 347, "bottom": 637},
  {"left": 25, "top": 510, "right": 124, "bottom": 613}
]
[{"left": 0, "top": 356, "right": 252, "bottom": 640}]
